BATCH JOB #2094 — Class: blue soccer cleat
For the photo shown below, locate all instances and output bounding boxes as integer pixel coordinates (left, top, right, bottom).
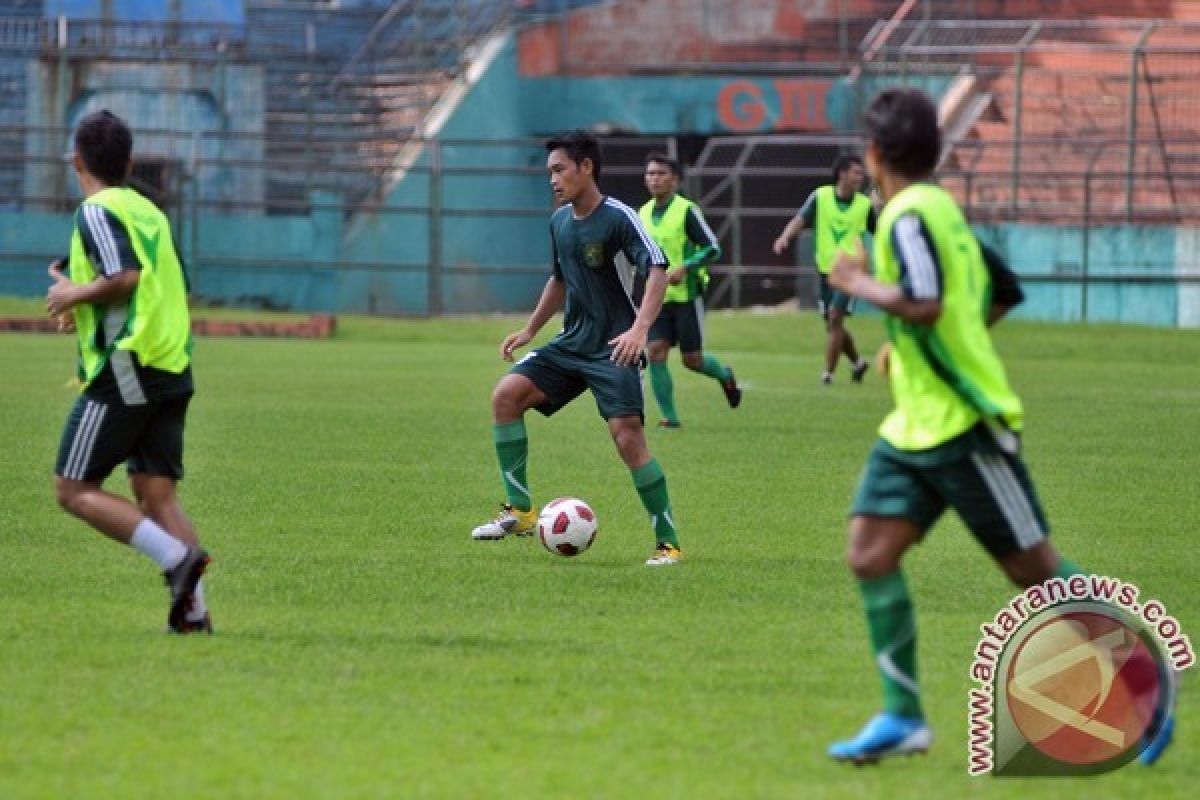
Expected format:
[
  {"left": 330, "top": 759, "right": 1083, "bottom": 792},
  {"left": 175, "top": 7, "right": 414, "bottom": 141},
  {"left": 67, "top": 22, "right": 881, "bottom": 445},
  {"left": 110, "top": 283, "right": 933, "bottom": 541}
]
[
  {"left": 1139, "top": 712, "right": 1175, "bottom": 766},
  {"left": 829, "top": 713, "right": 933, "bottom": 765}
]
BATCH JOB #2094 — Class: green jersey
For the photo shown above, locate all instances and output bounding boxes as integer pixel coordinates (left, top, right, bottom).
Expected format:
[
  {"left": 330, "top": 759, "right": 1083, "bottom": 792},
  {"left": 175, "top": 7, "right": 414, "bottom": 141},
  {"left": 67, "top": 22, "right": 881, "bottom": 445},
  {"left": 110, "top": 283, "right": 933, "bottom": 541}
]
[
  {"left": 550, "top": 196, "right": 668, "bottom": 356},
  {"left": 873, "top": 183, "right": 1023, "bottom": 451}
]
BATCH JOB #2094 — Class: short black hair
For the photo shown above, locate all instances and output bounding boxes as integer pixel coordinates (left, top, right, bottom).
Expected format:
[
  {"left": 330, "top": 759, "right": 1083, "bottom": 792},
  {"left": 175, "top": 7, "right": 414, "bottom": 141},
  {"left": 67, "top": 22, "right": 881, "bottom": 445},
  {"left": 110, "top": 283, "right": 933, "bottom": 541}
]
[
  {"left": 545, "top": 129, "right": 602, "bottom": 180},
  {"left": 74, "top": 110, "right": 133, "bottom": 186},
  {"left": 645, "top": 152, "right": 682, "bottom": 178},
  {"left": 862, "top": 88, "right": 941, "bottom": 180},
  {"left": 832, "top": 154, "right": 864, "bottom": 183}
]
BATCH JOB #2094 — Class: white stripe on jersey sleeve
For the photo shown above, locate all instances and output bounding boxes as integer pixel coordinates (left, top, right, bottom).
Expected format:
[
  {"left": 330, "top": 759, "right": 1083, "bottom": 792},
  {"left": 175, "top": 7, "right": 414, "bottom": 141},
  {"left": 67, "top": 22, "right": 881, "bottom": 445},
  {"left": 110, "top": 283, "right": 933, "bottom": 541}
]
[
  {"left": 83, "top": 204, "right": 123, "bottom": 276},
  {"left": 893, "top": 213, "right": 940, "bottom": 300},
  {"left": 690, "top": 206, "right": 720, "bottom": 249},
  {"left": 604, "top": 197, "right": 668, "bottom": 265}
]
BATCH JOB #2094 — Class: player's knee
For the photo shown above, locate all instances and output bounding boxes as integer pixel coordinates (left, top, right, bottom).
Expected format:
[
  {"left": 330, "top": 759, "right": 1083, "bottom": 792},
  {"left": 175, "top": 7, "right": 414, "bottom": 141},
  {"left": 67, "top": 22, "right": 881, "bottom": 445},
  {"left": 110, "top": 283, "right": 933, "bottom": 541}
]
[
  {"left": 54, "top": 476, "right": 85, "bottom": 515},
  {"left": 131, "top": 476, "right": 172, "bottom": 512},
  {"left": 139, "top": 493, "right": 174, "bottom": 522},
  {"left": 610, "top": 427, "right": 646, "bottom": 465},
  {"left": 646, "top": 342, "right": 669, "bottom": 363},
  {"left": 846, "top": 528, "right": 898, "bottom": 579},
  {"left": 1000, "top": 544, "right": 1058, "bottom": 588},
  {"left": 846, "top": 541, "right": 881, "bottom": 578},
  {"left": 682, "top": 352, "right": 703, "bottom": 371},
  {"left": 491, "top": 383, "right": 523, "bottom": 419},
  {"left": 1000, "top": 560, "right": 1039, "bottom": 589}
]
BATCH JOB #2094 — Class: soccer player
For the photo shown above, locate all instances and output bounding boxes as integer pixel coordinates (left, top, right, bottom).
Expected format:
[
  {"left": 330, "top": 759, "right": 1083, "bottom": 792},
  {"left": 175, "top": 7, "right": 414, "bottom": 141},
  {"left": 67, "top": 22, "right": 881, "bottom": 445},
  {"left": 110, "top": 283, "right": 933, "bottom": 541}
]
[
  {"left": 773, "top": 155, "right": 874, "bottom": 385},
  {"left": 822, "top": 88, "right": 1091, "bottom": 763},
  {"left": 46, "top": 110, "right": 212, "bottom": 633},
  {"left": 471, "top": 130, "right": 684, "bottom": 566},
  {"left": 640, "top": 153, "right": 740, "bottom": 428}
]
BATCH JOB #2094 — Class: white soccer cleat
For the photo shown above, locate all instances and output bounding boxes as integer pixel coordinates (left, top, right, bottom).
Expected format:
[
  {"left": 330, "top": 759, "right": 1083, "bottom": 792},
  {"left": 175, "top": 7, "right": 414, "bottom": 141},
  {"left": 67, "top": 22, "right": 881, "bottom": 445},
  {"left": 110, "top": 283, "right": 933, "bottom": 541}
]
[{"left": 471, "top": 504, "right": 538, "bottom": 540}]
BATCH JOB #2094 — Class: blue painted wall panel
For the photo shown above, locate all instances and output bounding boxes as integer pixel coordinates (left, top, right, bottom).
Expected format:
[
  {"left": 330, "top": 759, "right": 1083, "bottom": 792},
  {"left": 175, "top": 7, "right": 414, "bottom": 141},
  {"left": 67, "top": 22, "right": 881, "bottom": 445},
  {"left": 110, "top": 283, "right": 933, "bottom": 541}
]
[{"left": 45, "top": 1, "right": 244, "bottom": 22}]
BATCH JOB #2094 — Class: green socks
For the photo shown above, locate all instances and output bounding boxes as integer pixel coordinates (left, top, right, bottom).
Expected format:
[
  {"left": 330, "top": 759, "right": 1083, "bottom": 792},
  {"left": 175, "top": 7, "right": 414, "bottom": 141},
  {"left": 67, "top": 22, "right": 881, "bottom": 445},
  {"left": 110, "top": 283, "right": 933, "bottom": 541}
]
[
  {"left": 631, "top": 458, "right": 679, "bottom": 547},
  {"left": 648, "top": 361, "right": 679, "bottom": 425},
  {"left": 650, "top": 355, "right": 732, "bottom": 425},
  {"left": 698, "top": 353, "right": 732, "bottom": 383},
  {"left": 860, "top": 571, "right": 923, "bottom": 718},
  {"left": 493, "top": 421, "right": 531, "bottom": 512}
]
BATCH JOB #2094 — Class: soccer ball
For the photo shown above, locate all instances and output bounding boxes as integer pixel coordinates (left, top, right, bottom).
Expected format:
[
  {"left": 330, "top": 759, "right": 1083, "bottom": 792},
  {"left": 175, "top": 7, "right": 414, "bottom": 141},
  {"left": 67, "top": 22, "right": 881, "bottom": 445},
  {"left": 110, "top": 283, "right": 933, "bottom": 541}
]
[{"left": 538, "top": 497, "right": 598, "bottom": 557}]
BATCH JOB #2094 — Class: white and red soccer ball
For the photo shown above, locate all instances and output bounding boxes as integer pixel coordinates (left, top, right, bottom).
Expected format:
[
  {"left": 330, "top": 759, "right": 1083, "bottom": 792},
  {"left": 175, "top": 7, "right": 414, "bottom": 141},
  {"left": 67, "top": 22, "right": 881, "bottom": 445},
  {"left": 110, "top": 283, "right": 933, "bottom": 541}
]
[{"left": 538, "top": 497, "right": 597, "bottom": 557}]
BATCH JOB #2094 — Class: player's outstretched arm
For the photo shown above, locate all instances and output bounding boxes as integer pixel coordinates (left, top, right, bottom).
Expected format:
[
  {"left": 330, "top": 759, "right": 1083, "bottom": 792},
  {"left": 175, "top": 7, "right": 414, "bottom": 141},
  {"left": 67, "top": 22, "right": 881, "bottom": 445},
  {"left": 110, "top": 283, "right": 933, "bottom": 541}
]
[
  {"left": 501, "top": 276, "right": 565, "bottom": 361},
  {"left": 772, "top": 213, "right": 807, "bottom": 256}
]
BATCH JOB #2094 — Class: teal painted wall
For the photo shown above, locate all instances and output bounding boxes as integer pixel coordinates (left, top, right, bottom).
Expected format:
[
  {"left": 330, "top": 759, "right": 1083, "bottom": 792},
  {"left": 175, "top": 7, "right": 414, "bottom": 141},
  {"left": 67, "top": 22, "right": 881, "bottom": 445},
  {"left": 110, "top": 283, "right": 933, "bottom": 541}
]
[
  {"left": 4, "top": 204, "right": 1188, "bottom": 326},
  {"left": 976, "top": 225, "right": 1177, "bottom": 325},
  {"left": 340, "top": 36, "right": 963, "bottom": 315},
  {"left": 0, "top": 31, "right": 1192, "bottom": 326},
  {"left": 0, "top": 197, "right": 339, "bottom": 311}
]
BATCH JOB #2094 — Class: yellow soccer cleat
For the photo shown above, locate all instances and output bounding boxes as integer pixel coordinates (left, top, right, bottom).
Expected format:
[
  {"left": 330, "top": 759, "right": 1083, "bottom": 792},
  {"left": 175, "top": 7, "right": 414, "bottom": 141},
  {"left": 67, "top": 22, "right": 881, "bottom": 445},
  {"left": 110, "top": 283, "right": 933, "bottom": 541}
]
[
  {"left": 471, "top": 504, "right": 538, "bottom": 540},
  {"left": 645, "top": 542, "right": 684, "bottom": 566}
]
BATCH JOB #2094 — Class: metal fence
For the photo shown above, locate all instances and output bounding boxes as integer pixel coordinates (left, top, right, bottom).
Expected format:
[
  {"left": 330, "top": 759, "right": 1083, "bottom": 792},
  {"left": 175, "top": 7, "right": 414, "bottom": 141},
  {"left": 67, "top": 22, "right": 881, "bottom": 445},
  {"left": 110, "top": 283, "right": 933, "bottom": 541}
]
[
  {"left": 5, "top": 128, "right": 1197, "bottom": 318},
  {"left": 859, "top": 18, "right": 1200, "bottom": 218},
  {"left": 512, "top": 1, "right": 1200, "bottom": 75}
]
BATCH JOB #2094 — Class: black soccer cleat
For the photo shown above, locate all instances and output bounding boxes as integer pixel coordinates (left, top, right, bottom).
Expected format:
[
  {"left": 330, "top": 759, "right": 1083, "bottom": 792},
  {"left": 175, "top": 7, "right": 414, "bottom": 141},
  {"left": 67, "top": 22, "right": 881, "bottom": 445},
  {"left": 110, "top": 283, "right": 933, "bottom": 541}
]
[
  {"left": 852, "top": 360, "right": 870, "bottom": 383},
  {"left": 722, "top": 369, "right": 742, "bottom": 409},
  {"left": 164, "top": 547, "right": 211, "bottom": 632},
  {"left": 169, "top": 612, "right": 213, "bottom": 635}
]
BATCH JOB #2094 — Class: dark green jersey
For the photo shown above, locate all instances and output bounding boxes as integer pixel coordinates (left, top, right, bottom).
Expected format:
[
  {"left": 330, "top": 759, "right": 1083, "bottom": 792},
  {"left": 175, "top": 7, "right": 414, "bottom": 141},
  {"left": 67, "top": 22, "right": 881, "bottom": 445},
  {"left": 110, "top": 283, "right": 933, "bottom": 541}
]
[{"left": 549, "top": 196, "right": 668, "bottom": 356}]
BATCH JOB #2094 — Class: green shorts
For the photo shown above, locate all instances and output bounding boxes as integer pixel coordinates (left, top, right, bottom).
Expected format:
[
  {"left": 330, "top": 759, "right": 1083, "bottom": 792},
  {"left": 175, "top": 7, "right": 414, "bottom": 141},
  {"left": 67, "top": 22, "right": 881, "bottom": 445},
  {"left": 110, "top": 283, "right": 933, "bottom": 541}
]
[
  {"left": 649, "top": 299, "right": 705, "bottom": 353},
  {"left": 851, "top": 423, "right": 1049, "bottom": 557},
  {"left": 512, "top": 341, "right": 644, "bottom": 421},
  {"left": 55, "top": 391, "right": 192, "bottom": 482},
  {"left": 818, "top": 273, "right": 856, "bottom": 318}
]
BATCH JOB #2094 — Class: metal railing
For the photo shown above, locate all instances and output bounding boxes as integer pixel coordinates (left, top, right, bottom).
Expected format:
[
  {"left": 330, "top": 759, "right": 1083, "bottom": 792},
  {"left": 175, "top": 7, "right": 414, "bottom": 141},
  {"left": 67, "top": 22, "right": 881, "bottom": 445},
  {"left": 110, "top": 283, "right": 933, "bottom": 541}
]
[
  {"left": 5, "top": 128, "right": 1197, "bottom": 318},
  {"left": 0, "top": 3, "right": 513, "bottom": 60},
  {"left": 0, "top": 4, "right": 518, "bottom": 209},
  {"left": 859, "top": 19, "right": 1200, "bottom": 219}
]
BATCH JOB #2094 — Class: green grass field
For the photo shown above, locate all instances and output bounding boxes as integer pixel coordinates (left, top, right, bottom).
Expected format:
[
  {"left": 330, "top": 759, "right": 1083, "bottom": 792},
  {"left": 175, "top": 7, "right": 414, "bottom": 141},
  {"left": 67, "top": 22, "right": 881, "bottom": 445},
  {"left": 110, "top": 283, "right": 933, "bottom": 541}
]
[{"left": 1, "top": 303, "right": 1196, "bottom": 798}]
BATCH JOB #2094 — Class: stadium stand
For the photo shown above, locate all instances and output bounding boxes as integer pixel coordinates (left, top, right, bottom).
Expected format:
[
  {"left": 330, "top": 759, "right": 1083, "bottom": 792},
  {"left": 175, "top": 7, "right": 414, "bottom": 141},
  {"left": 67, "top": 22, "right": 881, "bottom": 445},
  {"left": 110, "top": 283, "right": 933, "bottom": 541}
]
[
  {"left": 0, "top": 1, "right": 515, "bottom": 210},
  {"left": 2, "top": 0, "right": 1197, "bottom": 321}
]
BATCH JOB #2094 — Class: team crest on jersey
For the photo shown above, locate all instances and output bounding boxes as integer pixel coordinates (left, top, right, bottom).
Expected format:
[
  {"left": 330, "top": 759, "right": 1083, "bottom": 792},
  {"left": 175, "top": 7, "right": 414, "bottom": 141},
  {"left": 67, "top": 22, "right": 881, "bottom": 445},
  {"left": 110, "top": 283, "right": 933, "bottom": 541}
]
[{"left": 583, "top": 242, "right": 604, "bottom": 268}]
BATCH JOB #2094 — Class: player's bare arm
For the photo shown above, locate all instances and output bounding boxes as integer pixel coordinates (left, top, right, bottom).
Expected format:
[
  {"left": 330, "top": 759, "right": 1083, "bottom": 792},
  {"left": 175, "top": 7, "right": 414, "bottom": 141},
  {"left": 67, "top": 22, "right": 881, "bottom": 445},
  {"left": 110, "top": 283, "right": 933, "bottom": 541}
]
[
  {"left": 772, "top": 213, "right": 808, "bottom": 256},
  {"left": 501, "top": 275, "right": 566, "bottom": 361},
  {"left": 46, "top": 261, "right": 139, "bottom": 317},
  {"left": 609, "top": 266, "right": 668, "bottom": 366},
  {"left": 829, "top": 247, "right": 941, "bottom": 326}
]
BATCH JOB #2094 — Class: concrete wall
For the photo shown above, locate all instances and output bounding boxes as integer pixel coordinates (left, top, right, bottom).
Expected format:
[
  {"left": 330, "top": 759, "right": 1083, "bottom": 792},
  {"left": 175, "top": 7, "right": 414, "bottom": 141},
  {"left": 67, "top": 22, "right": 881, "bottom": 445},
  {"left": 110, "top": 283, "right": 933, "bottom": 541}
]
[
  {"left": 1, "top": 29, "right": 1195, "bottom": 325},
  {"left": 24, "top": 59, "right": 264, "bottom": 208},
  {"left": 977, "top": 225, "right": 1180, "bottom": 325}
]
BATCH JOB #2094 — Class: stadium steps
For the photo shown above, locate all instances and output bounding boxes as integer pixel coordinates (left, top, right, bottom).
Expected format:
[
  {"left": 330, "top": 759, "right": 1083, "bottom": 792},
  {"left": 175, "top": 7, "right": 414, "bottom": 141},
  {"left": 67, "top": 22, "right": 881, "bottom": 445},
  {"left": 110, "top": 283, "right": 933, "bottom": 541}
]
[
  {"left": 245, "top": 1, "right": 509, "bottom": 209},
  {"left": 944, "top": 21, "right": 1200, "bottom": 221},
  {"left": 516, "top": 0, "right": 899, "bottom": 73}
]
